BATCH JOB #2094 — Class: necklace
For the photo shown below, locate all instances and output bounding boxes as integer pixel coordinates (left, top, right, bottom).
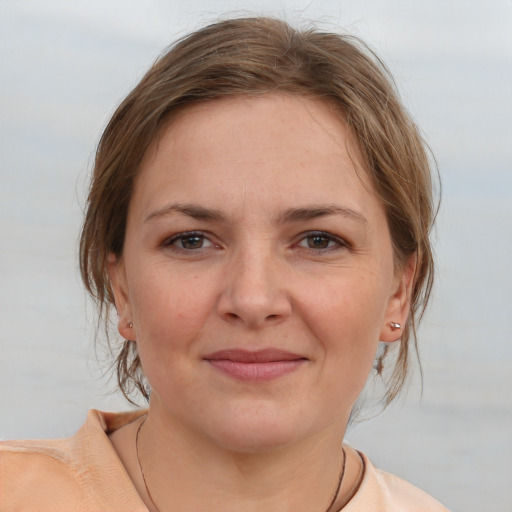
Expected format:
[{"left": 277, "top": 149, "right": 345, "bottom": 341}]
[
  {"left": 324, "top": 445, "right": 346, "bottom": 512},
  {"left": 135, "top": 417, "right": 160, "bottom": 512},
  {"left": 135, "top": 416, "right": 346, "bottom": 512}
]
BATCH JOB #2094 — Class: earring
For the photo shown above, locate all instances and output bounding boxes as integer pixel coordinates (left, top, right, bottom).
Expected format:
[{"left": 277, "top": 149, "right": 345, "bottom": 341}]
[
  {"left": 389, "top": 321, "right": 401, "bottom": 330},
  {"left": 128, "top": 322, "right": 133, "bottom": 329}
]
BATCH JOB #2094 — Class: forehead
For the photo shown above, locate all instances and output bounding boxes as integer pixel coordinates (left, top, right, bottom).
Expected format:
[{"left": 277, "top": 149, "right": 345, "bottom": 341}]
[{"left": 133, "top": 94, "right": 379, "bottom": 217}]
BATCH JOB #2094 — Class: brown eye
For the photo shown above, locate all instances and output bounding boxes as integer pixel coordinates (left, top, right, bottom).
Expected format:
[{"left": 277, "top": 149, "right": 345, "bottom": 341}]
[
  {"left": 297, "top": 231, "right": 344, "bottom": 251},
  {"left": 166, "top": 232, "right": 214, "bottom": 251},
  {"left": 179, "top": 235, "right": 204, "bottom": 249},
  {"left": 307, "top": 234, "right": 331, "bottom": 249}
]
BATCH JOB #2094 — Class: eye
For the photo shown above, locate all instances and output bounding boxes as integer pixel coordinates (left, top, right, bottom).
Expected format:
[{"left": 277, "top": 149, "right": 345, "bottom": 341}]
[
  {"left": 297, "top": 231, "right": 345, "bottom": 251},
  {"left": 165, "top": 231, "right": 214, "bottom": 250}
]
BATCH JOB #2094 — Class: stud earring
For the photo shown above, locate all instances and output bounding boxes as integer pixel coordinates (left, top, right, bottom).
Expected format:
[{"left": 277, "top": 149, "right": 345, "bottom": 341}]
[
  {"left": 389, "top": 321, "right": 401, "bottom": 330},
  {"left": 128, "top": 322, "right": 133, "bottom": 329}
]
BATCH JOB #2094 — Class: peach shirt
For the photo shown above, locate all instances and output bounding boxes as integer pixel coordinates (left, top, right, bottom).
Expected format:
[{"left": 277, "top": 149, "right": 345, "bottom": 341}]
[{"left": 0, "top": 409, "right": 449, "bottom": 511}]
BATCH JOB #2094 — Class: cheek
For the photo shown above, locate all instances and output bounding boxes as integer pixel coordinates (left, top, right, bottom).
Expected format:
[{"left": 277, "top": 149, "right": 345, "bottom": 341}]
[
  {"left": 128, "top": 266, "right": 213, "bottom": 350},
  {"left": 301, "top": 269, "right": 389, "bottom": 338},
  {"left": 128, "top": 269, "right": 214, "bottom": 392},
  {"left": 298, "top": 269, "right": 390, "bottom": 379}
]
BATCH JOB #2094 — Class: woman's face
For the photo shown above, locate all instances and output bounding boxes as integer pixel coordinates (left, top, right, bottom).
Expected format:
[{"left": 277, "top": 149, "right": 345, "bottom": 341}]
[{"left": 111, "top": 94, "right": 412, "bottom": 452}]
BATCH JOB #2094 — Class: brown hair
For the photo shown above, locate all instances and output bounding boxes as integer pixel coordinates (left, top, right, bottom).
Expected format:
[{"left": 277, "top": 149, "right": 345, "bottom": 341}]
[{"left": 80, "top": 16, "right": 437, "bottom": 405}]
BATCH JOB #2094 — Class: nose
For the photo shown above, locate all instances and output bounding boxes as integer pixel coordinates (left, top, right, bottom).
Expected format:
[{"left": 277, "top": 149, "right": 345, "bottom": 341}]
[{"left": 216, "top": 248, "right": 292, "bottom": 329}]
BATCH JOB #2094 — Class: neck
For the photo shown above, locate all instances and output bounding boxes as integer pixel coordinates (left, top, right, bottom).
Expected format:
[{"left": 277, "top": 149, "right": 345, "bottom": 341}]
[{"left": 136, "top": 404, "right": 350, "bottom": 512}]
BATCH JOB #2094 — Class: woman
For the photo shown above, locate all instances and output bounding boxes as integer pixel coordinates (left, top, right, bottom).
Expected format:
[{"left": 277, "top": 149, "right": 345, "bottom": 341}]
[{"left": 0, "top": 17, "right": 449, "bottom": 511}]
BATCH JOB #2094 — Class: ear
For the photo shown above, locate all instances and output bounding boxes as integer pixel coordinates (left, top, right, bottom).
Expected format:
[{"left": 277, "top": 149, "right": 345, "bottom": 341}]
[
  {"left": 108, "top": 253, "right": 135, "bottom": 340},
  {"left": 380, "top": 253, "right": 417, "bottom": 342}
]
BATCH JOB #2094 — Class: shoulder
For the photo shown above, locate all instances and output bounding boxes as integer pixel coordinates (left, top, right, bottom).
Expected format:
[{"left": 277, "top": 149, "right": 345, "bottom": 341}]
[
  {"left": 345, "top": 450, "right": 451, "bottom": 512},
  {"left": 0, "top": 437, "right": 93, "bottom": 510},
  {"left": 0, "top": 409, "right": 147, "bottom": 512},
  {"left": 0, "top": 420, "right": 100, "bottom": 511}
]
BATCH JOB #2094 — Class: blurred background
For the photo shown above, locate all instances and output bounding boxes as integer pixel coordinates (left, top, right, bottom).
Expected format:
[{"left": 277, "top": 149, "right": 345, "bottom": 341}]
[{"left": 1, "top": 1, "right": 511, "bottom": 510}]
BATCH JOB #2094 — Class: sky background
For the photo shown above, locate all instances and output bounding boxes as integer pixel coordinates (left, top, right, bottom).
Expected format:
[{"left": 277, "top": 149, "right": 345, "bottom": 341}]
[{"left": 1, "top": 1, "right": 511, "bottom": 511}]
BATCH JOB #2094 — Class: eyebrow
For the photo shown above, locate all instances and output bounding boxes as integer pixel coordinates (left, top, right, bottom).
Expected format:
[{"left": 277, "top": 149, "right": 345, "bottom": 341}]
[
  {"left": 144, "top": 203, "right": 226, "bottom": 223},
  {"left": 144, "top": 202, "right": 367, "bottom": 225},
  {"left": 277, "top": 204, "right": 368, "bottom": 225}
]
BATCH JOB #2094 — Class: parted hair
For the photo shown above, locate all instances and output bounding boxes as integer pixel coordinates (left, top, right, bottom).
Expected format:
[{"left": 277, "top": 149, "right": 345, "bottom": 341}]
[{"left": 79, "top": 16, "right": 436, "bottom": 405}]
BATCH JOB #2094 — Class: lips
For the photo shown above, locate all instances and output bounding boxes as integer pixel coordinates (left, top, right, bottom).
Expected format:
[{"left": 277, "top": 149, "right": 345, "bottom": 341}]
[{"left": 203, "top": 349, "right": 307, "bottom": 381}]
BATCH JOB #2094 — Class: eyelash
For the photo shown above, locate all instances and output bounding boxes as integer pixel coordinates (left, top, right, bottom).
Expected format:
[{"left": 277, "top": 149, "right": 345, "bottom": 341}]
[
  {"left": 296, "top": 231, "right": 347, "bottom": 252},
  {"left": 163, "top": 231, "right": 215, "bottom": 252},
  {"left": 162, "top": 230, "right": 348, "bottom": 254}
]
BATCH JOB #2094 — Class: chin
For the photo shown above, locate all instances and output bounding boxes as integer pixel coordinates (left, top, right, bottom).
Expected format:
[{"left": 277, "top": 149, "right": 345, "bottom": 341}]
[
  {"left": 214, "top": 422, "right": 304, "bottom": 454},
  {"left": 203, "top": 401, "right": 316, "bottom": 454}
]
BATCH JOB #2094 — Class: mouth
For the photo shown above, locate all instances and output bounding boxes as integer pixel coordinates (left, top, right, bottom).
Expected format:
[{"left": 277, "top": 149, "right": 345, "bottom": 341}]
[{"left": 203, "top": 349, "right": 308, "bottom": 381}]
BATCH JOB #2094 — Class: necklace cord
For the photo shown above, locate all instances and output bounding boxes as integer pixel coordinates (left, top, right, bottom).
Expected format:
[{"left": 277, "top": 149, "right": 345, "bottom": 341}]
[
  {"left": 136, "top": 417, "right": 160, "bottom": 512},
  {"left": 324, "top": 445, "right": 346, "bottom": 512},
  {"left": 135, "top": 416, "right": 347, "bottom": 512}
]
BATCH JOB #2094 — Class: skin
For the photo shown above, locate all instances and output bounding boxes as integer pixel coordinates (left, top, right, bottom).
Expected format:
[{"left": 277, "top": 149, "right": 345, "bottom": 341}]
[{"left": 109, "top": 94, "right": 415, "bottom": 511}]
